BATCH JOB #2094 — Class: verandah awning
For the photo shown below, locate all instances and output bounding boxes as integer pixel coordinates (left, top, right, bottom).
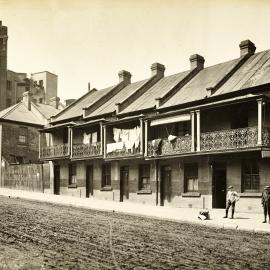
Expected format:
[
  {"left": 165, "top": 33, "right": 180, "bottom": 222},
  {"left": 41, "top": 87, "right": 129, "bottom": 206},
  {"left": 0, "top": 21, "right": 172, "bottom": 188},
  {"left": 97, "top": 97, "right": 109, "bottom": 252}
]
[{"left": 150, "top": 114, "right": 190, "bottom": 126}]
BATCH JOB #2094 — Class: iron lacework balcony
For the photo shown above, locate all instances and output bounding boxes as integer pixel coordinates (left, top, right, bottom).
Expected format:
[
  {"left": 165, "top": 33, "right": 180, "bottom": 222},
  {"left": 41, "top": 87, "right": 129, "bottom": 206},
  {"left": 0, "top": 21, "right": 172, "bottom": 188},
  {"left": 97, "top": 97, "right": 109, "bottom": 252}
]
[
  {"left": 40, "top": 144, "right": 69, "bottom": 159},
  {"left": 200, "top": 126, "right": 270, "bottom": 152},
  {"left": 72, "top": 142, "right": 102, "bottom": 159},
  {"left": 106, "top": 143, "right": 141, "bottom": 159},
  {"left": 147, "top": 135, "right": 192, "bottom": 157}
]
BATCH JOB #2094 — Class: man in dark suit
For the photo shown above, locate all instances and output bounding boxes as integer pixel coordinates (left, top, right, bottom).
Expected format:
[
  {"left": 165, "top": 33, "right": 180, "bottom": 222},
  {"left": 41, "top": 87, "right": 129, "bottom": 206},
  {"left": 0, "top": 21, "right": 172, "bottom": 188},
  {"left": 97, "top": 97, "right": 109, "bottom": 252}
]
[{"left": 261, "top": 185, "right": 270, "bottom": 223}]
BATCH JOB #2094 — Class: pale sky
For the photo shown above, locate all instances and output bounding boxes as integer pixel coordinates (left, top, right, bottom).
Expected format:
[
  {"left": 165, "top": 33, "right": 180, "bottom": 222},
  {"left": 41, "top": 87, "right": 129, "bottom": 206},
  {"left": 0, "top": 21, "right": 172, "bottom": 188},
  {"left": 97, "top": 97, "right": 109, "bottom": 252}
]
[{"left": 1, "top": 0, "right": 270, "bottom": 101}]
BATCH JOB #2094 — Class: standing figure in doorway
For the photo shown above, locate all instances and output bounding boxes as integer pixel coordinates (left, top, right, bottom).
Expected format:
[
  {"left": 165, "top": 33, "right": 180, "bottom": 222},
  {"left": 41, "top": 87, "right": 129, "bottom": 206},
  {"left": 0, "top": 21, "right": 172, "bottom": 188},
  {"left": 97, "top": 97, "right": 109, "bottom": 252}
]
[
  {"left": 223, "top": 186, "right": 240, "bottom": 219},
  {"left": 261, "top": 186, "right": 270, "bottom": 223}
]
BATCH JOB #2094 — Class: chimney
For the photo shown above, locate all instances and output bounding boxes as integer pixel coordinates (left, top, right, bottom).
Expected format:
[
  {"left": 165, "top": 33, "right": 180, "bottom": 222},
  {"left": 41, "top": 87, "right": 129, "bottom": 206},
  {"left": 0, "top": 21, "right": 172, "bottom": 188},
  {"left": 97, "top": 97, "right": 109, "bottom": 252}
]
[
  {"left": 88, "top": 82, "right": 91, "bottom": 92},
  {"left": 50, "top": 96, "right": 60, "bottom": 109},
  {"left": 189, "top": 54, "right": 205, "bottom": 70},
  {"left": 22, "top": 91, "right": 32, "bottom": 110},
  {"left": 118, "top": 70, "right": 131, "bottom": 85},
  {"left": 151, "top": 63, "right": 165, "bottom": 78},
  {"left": 239, "top": 40, "right": 256, "bottom": 56},
  {"left": 65, "top": 99, "right": 76, "bottom": 107}
]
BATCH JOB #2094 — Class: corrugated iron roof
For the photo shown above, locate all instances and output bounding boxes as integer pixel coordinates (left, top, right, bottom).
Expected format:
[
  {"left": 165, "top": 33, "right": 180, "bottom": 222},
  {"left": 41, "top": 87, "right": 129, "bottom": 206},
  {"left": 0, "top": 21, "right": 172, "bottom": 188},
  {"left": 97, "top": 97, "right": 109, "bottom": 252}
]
[
  {"left": 52, "top": 85, "right": 116, "bottom": 123},
  {"left": 33, "top": 103, "right": 60, "bottom": 119},
  {"left": 120, "top": 70, "right": 191, "bottom": 114},
  {"left": 160, "top": 58, "right": 240, "bottom": 108},
  {"left": 86, "top": 79, "right": 149, "bottom": 117},
  {"left": 0, "top": 103, "right": 44, "bottom": 125},
  {"left": 215, "top": 50, "right": 270, "bottom": 95}
]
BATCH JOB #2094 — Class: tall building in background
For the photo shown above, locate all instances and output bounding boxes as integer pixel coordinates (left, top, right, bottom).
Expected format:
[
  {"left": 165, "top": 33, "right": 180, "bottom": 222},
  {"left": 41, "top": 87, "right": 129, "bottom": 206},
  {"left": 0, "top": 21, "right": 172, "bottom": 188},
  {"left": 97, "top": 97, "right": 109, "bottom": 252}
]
[
  {"left": 0, "top": 21, "right": 8, "bottom": 111},
  {"left": 0, "top": 21, "right": 60, "bottom": 110}
]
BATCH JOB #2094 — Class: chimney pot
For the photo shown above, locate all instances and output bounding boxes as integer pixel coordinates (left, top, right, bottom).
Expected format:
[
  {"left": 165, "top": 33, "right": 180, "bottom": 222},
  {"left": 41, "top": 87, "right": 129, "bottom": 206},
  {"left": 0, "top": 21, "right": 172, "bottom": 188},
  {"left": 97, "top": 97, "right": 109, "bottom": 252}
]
[
  {"left": 189, "top": 54, "right": 205, "bottom": 70},
  {"left": 22, "top": 91, "right": 32, "bottom": 110},
  {"left": 50, "top": 96, "right": 60, "bottom": 109},
  {"left": 151, "top": 63, "right": 165, "bottom": 78},
  {"left": 239, "top": 39, "right": 256, "bottom": 56},
  {"left": 88, "top": 82, "right": 91, "bottom": 92},
  {"left": 118, "top": 70, "right": 131, "bottom": 84}
]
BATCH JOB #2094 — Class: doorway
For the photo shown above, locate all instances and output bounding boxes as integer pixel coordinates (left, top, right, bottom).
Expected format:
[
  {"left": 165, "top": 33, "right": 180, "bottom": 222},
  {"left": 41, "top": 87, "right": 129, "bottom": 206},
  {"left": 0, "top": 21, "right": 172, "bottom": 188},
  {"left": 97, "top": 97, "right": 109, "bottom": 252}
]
[
  {"left": 160, "top": 166, "right": 172, "bottom": 206},
  {"left": 53, "top": 165, "right": 60, "bottom": 195},
  {"left": 212, "top": 163, "right": 227, "bottom": 208},
  {"left": 120, "top": 166, "right": 129, "bottom": 202},
  {"left": 86, "top": 165, "right": 93, "bottom": 197}
]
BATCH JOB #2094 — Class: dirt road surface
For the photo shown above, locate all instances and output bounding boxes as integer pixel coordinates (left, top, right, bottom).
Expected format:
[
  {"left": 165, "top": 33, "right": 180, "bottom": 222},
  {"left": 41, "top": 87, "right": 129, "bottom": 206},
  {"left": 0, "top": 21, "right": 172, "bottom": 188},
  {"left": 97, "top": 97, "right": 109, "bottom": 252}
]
[{"left": 0, "top": 196, "right": 269, "bottom": 270}]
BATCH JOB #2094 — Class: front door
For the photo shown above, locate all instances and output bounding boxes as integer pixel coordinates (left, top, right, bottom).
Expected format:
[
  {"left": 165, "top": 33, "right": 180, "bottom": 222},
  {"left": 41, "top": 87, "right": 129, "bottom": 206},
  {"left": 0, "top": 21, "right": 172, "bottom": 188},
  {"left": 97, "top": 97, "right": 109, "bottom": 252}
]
[
  {"left": 86, "top": 165, "right": 93, "bottom": 197},
  {"left": 120, "top": 166, "right": 129, "bottom": 202},
  {"left": 53, "top": 165, "right": 60, "bottom": 195},
  {"left": 212, "top": 163, "right": 227, "bottom": 208},
  {"left": 160, "top": 166, "right": 172, "bottom": 206}
]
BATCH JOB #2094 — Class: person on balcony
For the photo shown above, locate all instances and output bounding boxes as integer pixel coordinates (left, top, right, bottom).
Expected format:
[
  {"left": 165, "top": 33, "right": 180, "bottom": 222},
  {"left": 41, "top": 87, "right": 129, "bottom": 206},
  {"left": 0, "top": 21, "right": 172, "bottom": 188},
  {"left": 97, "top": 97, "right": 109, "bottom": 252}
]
[
  {"left": 223, "top": 186, "right": 240, "bottom": 219},
  {"left": 261, "top": 186, "right": 270, "bottom": 223}
]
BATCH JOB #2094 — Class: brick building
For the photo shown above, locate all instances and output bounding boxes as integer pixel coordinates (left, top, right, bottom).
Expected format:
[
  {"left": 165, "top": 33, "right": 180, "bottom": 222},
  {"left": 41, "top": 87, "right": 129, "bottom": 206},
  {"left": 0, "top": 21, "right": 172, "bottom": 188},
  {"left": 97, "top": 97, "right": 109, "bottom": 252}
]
[
  {"left": 40, "top": 40, "right": 270, "bottom": 213},
  {"left": 0, "top": 91, "right": 60, "bottom": 184}
]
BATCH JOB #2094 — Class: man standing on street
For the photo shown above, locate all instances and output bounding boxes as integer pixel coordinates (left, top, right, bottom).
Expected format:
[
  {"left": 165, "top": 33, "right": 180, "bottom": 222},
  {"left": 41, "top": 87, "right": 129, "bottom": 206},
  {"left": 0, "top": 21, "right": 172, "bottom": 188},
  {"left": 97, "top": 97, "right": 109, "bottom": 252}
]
[
  {"left": 261, "top": 186, "right": 270, "bottom": 223},
  {"left": 223, "top": 186, "right": 240, "bottom": 219}
]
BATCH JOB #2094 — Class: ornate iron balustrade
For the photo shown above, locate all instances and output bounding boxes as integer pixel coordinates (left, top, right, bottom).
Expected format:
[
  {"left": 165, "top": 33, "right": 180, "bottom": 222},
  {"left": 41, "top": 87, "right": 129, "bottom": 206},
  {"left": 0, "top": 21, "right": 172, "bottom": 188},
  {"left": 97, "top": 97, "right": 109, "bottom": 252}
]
[
  {"left": 72, "top": 142, "right": 101, "bottom": 158},
  {"left": 106, "top": 144, "right": 141, "bottom": 158},
  {"left": 200, "top": 127, "right": 260, "bottom": 151},
  {"left": 147, "top": 136, "right": 192, "bottom": 157},
  {"left": 262, "top": 127, "right": 270, "bottom": 146},
  {"left": 40, "top": 144, "right": 69, "bottom": 159}
]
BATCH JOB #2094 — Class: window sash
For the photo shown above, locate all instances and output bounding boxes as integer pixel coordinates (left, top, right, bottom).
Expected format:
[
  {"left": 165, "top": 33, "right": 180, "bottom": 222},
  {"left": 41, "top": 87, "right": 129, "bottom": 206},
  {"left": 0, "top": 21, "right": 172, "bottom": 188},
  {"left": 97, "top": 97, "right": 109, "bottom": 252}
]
[{"left": 139, "top": 164, "right": 150, "bottom": 190}]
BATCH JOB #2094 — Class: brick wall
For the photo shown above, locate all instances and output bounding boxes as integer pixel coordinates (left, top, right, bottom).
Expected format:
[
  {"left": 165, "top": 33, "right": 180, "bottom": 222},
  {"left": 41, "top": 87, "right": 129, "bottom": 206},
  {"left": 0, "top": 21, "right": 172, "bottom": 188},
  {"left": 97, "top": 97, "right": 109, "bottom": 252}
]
[{"left": 1, "top": 122, "right": 40, "bottom": 163}]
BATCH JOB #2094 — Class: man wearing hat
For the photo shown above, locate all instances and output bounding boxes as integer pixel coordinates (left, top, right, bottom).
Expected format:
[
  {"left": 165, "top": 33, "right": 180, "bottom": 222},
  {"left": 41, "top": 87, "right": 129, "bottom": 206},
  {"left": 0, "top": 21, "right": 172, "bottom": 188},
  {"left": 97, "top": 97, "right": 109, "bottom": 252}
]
[
  {"left": 223, "top": 186, "right": 240, "bottom": 219},
  {"left": 261, "top": 186, "right": 270, "bottom": 223}
]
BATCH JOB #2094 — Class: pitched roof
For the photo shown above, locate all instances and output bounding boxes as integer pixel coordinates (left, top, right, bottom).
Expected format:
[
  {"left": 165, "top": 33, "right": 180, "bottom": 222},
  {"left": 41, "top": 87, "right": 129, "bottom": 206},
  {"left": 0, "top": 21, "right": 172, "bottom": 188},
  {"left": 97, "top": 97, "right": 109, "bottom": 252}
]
[
  {"left": 51, "top": 85, "right": 115, "bottom": 123},
  {"left": 33, "top": 103, "right": 60, "bottom": 119},
  {"left": 0, "top": 102, "right": 61, "bottom": 126},
  {"left": 160, "top": 50, "right": 270, "bottom": 109},
  {"left": 86, "top": 79, "right": 149, "bottom": 118},
  {"left": 0, "top": 103, "right": 43, "bottom": 125},
  {"left": 159, "top": 58, "right": 240, "bottom": 108},
  {"left": 215, "top": 50, "right": 270, "bottom": 95},
  {"left": 119, "top": 70, "right": 191, "bottom": 114}
]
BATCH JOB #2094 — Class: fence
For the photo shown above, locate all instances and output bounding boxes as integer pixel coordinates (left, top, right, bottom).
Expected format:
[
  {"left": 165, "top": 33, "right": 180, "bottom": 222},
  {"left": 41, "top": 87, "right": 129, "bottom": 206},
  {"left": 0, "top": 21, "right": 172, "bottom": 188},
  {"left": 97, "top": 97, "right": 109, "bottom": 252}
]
[{"left": 2, "top": 163, "right": 50, "bottom": 192}]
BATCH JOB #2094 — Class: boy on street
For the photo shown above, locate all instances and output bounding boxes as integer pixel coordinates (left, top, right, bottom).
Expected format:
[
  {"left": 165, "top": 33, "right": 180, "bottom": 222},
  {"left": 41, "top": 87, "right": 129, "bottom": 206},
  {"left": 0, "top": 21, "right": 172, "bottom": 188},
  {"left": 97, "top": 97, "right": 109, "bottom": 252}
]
[
  {"left": 261, "top": 185, "right": 270, "bottom": 223},
  {"left": 223, "top": 186, "right": 240, "bottom": 219}
]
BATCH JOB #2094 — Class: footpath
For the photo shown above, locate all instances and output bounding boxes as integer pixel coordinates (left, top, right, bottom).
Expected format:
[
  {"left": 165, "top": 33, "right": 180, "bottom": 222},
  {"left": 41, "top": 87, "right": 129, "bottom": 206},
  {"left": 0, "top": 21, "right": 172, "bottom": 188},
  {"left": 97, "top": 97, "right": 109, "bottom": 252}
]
[{"left": 0, "top": 188, "right": 269, "bottom": 233}]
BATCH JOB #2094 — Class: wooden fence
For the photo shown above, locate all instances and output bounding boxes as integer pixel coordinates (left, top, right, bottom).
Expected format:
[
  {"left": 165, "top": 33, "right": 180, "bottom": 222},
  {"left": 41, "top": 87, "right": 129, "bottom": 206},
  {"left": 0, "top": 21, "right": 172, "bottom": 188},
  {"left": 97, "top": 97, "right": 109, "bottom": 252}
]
[{"left": 2, "top": 163, "right": 50, "bottom": 192}]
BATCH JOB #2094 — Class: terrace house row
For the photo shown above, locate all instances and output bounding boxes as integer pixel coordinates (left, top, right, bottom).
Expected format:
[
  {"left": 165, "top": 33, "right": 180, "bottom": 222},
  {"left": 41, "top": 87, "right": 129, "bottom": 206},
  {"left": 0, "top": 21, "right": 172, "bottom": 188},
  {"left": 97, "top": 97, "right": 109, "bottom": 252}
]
[{"left": 40, "top": 40, "right": 270, "bottom": 213}]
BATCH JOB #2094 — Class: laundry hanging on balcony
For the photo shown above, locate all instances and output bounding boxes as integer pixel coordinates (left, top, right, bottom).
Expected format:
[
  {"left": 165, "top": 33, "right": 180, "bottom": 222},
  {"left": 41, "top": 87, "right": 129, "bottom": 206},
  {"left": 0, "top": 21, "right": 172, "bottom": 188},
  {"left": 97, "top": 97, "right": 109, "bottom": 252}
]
[
  {"left": 107, "top": 142, "right": 124, "bottom": 153},
  {"left": 83, "top": 131, "right": 98, "bottom": 144},
  {"left": 112, "top": 126, "right": 141, "bottom": 150},
  {"left": 168, "top": 135, "right": 177, "bottom": 142}
]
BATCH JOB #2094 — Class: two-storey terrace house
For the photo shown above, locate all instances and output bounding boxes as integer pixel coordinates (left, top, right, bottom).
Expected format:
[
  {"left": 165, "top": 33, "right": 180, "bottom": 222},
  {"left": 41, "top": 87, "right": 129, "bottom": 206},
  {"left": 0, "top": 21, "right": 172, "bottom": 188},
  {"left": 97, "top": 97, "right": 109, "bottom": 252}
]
[{"left": 40, "top": 40, "right": 270, "bottom": 213}]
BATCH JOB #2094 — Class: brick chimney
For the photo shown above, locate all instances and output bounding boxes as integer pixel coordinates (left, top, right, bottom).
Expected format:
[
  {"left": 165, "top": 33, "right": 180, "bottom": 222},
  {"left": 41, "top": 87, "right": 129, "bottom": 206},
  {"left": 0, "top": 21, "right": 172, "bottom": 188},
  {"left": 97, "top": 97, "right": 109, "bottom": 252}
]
[
  {"left": 151, "top": 63, "right": 165, "bottom": 78},
  {"left": 50, "top": 96, "right": 60, "bottom": 109},
  {"left": 189, "top": 54, "right": 205, "bottom": 70},
  {"left": 118, "top": 70, "right": 131, "bottom": 84},
  {"left": 22, "top": 91, "right": 32, "bottom": 110},
  {"left": 239, "top": 40, "right": 256, "bottom": 56}
]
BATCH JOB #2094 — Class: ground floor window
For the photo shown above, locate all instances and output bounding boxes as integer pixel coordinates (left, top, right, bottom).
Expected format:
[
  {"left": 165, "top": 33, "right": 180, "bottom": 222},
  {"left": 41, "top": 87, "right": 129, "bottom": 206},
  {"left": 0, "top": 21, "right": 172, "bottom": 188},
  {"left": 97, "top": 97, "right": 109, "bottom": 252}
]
[
  {"left": 184, "top": 163, "right": 198, "bottom": 192},
  {"left": 69, "top": 163, "right": 77, "bottom": 185},
  {"left": 102, "top": 163, "right": 111, "bottom": 187},
  {"left": 242, "top": 160, "right": 260, "bottom": 192},
  {"left": 139, "top": 164, "right": 150, "bottom": 190}
]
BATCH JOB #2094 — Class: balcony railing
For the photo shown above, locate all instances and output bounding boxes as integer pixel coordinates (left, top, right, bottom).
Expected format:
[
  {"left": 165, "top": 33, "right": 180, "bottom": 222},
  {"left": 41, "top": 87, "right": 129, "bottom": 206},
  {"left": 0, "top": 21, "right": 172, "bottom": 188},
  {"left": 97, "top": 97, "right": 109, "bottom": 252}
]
[
  {"left": 147, "top": 135, "right": 192, "bottom": 157},
  {"left": 72, "top": 142, "right": 101, "bottom": 158},
  {"left": 40, "top": 144, "right": 69, "bottom": 159},
  {"left": 200, "top": 126, "right": 270, "bottom": 152},
  {"left": 106, "top": 144, "right": 141, "bottom": 158}
]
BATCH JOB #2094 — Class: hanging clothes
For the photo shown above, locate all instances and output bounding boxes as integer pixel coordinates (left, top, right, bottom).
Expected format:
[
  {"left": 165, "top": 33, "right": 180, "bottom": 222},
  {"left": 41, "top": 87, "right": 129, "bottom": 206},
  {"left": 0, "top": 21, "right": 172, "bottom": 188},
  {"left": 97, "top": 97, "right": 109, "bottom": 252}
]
[
  {"left": 83, "top": 132, "right": 91, "bottom": 144},
  {"left": 107, "top": 142, "right": 124, "bottom": 153},
  {"left": 92, "top": 132, "right": 98, "bottom": 144},
  {"left": 168, "top": 135, "right": 177, "bottom": 142},
  {"left": 151, "top": 139, "right": 162, "bottom": 156},
  {"left": 113, "top": 128, "right": 121, "bottom": 142}
]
